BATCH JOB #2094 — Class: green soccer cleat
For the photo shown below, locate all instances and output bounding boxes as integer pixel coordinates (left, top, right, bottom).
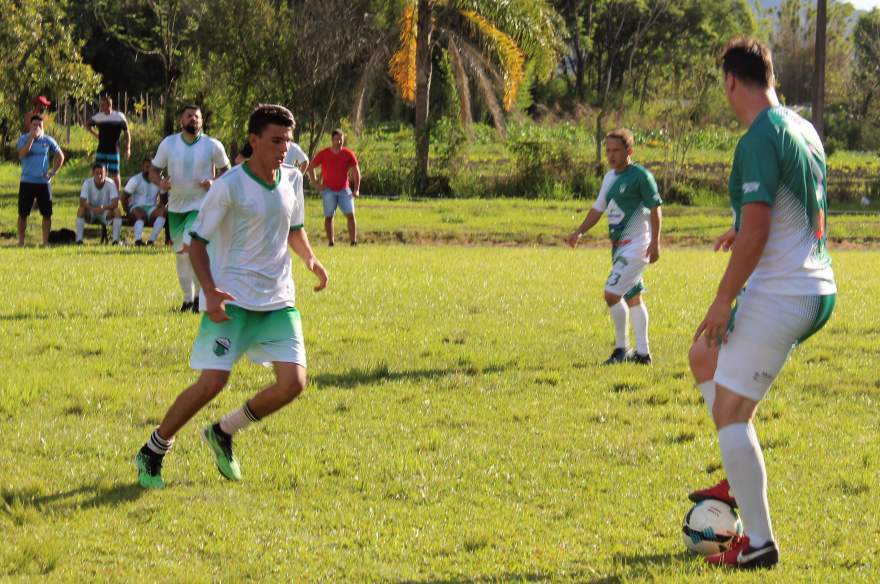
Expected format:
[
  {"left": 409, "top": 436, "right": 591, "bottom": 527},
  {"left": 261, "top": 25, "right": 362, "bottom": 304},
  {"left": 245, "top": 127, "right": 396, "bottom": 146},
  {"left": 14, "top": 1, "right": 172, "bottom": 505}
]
[
  {"left": 134, "top": 450, "right": 165, "bottom": 489},
  {"left": 202, "top": 424, "right": 241, "bottom": 481}
]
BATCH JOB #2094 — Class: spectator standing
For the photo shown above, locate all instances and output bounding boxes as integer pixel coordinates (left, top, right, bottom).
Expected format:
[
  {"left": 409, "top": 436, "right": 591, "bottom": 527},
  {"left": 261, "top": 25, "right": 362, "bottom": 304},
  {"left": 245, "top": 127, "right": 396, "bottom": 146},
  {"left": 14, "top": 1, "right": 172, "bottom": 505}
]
[
  {"left": 17, "top": 115, "right": 64, "bottom": 246},
  {"left": 306, "top": 129, "right": 361, "bottom": 246}
]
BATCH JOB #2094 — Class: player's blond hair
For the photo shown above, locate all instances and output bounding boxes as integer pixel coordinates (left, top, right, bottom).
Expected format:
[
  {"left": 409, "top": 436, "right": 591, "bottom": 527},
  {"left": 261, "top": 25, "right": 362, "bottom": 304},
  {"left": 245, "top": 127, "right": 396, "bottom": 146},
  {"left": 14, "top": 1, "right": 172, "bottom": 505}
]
[{"left": 605, "top": 128, "right": 634, "bottom": 150}]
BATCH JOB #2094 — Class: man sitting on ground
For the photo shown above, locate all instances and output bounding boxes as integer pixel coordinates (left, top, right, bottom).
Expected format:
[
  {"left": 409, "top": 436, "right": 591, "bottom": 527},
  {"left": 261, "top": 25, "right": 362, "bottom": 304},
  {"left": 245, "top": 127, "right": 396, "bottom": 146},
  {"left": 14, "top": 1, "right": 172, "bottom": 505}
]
[
  {"left": 76, "top": 163, "right": 123, "bottom": 245},
  {"left": 124, "top": 158, "right": 167, "bottom": 246}
]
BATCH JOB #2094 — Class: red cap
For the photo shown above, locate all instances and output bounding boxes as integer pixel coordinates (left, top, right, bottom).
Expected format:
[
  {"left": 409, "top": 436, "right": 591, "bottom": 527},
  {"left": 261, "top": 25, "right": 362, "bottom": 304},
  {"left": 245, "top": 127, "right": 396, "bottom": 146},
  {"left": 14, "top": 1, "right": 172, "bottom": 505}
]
[{"left": 35, "top": 96, "right": 51, "bottom": 107}]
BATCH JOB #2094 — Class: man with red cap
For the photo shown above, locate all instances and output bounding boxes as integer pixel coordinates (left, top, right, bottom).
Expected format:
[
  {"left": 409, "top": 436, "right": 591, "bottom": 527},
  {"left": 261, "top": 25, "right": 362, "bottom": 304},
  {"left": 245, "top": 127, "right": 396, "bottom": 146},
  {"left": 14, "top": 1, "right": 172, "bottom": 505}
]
[{"left": 23, "top": 96, "right": 51, "bottom": 132}]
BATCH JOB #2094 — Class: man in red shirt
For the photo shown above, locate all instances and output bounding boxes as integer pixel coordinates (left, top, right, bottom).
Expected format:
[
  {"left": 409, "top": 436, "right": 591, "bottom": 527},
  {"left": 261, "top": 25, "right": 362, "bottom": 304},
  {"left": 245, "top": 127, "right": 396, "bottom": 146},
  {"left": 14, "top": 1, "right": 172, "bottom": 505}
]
[{"left": 306, "top": 129, "right": 361, "bottom": 246}]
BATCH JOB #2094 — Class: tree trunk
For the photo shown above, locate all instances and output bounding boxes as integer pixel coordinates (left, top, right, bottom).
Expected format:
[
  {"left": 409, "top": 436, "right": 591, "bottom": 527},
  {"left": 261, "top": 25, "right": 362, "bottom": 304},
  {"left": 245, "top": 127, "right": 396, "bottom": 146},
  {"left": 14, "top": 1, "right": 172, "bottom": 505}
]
[
  {"left": 812, "top": 0, "right": 827, "bottom": 139},
  {"left": 414, "top": 0, "right": 434, "bottom": 196}
]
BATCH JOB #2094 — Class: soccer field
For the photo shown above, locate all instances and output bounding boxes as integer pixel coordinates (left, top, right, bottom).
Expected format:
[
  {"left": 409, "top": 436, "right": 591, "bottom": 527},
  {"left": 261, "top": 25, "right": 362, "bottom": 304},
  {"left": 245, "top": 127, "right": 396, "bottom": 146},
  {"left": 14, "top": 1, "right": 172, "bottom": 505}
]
[{"left": 1, "top": 242, "right": 877, "bottom": 581}]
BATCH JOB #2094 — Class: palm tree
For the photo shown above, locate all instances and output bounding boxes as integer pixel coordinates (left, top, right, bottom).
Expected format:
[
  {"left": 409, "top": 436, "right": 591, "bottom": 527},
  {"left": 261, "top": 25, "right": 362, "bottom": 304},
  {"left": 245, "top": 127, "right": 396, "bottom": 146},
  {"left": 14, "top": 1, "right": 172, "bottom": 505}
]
[{"left": 352, "top": 0, "right": 560, "bottom": 195}]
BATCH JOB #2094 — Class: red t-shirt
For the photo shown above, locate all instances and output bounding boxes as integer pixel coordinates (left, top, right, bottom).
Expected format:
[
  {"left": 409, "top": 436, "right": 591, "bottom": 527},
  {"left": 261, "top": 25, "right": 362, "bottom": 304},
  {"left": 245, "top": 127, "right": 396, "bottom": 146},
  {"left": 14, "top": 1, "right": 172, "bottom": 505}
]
[{"left": 312, "top": 147, "right": 358, "bottom": 191}]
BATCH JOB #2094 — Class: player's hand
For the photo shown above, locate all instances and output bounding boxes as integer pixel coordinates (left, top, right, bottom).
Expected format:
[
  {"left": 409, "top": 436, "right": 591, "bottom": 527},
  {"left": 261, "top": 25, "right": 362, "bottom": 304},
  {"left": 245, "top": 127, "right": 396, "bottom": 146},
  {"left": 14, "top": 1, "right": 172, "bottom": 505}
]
[
  {"left": 693, "top": 298, "right": 732, "bottom": 348},
  {"left": 647, "top": 241, "right": 660, "bottom": 263},
  {"left": 160, "top": 178, "right": 172, "bottom": 191},
  {"left": 125, "top": 148, "right": 131, "bottom": 160},
  {"left": 205, "top": 288, "right": 236, "bottom": 323},
  {"left": 714, "top": 228, "right": 737, "bottom": 252},
  {"left": 351, "top": 189, "right": 360, "bottom": 198},
  {"left": 199, "top": 179, "right": 213, "bottom": 191},
  {"left": 565, "top": 232, "right": 582, "bottom": 248},
  {"left": 308, "top": 258, "right": 328, "bottom": 292}
]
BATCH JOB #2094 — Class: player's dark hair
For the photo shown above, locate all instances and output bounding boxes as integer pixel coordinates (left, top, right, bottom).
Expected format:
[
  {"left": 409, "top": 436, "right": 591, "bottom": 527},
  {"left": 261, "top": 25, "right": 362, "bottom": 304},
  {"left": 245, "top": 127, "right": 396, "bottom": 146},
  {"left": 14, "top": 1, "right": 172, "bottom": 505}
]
[
  {"left": 240, "top": 141, "right": 253, "bottom": 158},
  {"left": 142, "top": 157, "right": 152, "bottom": 164},
  {"left": 248, "top": 104, "right": 295, "bottom": 136},
  {"left": 101, "top": 94, "right": 113, "bottom": 104},
  {"left": 606, "top": 128, "right": 634, "bottom": 150},
  {"left": 179, "top": 104, "right": 201, "bottom": 115},
  {"left": 92, "top": 162, "right": 106, "bottom": 171},
  {"left": 331, "top": 128, "right": 344, "bottom": 138},
  {"left": 721, "top": 37, "right": 774, "bottom": 88},
  {"left": 30, "top": 114, "right": 43, "bottom": 122}
]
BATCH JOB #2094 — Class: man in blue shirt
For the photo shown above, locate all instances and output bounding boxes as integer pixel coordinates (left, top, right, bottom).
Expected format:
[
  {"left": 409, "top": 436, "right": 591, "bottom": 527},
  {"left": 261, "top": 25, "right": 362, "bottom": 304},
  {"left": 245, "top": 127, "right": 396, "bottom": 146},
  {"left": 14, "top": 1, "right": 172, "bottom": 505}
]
[{"left": 17, "top": 115, "right": 65, "bottom": 246}]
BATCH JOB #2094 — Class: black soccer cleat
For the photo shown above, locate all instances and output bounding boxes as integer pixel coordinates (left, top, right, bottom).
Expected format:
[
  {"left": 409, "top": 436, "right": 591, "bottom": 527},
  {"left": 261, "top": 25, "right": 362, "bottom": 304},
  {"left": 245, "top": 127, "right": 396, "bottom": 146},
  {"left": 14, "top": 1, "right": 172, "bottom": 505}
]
[
  {"left": 603, "top": 347, "right": 633, "bottom": 365},
  {"left": 630, "top": 352, "right": 652, "bottom": 365}
]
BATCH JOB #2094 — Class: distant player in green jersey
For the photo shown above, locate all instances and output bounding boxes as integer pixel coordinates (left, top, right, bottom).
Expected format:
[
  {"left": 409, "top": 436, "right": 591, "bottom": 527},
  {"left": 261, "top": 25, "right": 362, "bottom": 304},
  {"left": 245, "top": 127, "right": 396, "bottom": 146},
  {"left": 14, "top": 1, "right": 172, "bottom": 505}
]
[
  {"left": 567, "top": 129, "right": 663, "bottom": 365},
  {"left": 134, "top": 104, "right": 329, "bottom": 489},
  {"left": 687, "top": 37, "right": 836, "bottom": 570},
  {"left": 150, "top": 104, "right": 231, "bottom": 312}
]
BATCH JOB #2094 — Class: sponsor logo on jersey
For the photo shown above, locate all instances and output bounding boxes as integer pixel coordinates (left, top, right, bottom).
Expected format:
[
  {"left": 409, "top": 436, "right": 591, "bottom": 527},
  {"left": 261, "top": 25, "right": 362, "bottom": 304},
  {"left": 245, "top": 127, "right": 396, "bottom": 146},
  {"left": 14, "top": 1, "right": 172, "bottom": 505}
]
[
  {"left": 606, "top": 200, "right": 624, "bottom": 225},
  {"left": 743, "top": 182, "right": 761, "bottom": 194},
  {"left": 213, "top": 337, "right": 231, "bottom": 357}
]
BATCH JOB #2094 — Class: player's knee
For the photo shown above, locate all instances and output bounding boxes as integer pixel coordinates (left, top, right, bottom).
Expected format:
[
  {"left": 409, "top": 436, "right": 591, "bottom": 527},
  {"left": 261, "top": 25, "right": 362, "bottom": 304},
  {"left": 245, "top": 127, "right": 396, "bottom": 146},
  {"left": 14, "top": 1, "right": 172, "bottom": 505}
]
[
  {"left": 604, "top": 291, "right": 621, "bottom": 306},
  {"left": 278, "top": 375, "right": 306, "bottom": 404},
  {"left": 688, "top": 342, "right": 711, "bottom": 379},
  {"left": 198, "top": 371, "right": 229, "bottom": 398}
]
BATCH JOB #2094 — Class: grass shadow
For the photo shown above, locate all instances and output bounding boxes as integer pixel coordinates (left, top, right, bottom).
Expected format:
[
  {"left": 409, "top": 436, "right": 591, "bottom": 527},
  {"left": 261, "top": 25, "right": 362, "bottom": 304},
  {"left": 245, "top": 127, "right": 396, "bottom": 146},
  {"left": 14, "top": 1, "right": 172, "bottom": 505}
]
[
  {"left": 2, "top": 482, "right": 145, "bottom": 515},
  {"left": 312, "top": 362, "right": 512, "bottom": 390}
]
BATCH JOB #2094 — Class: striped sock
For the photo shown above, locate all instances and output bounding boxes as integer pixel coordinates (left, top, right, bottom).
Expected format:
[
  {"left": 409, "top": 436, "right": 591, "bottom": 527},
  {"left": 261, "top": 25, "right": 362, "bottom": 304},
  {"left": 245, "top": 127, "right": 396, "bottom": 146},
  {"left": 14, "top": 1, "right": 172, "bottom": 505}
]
[
  {"left": 219, "top": 401, "right": 261, "bottom": 436},
  {"left": 144, "top": 428, "right": 174, "bottom": 456}
]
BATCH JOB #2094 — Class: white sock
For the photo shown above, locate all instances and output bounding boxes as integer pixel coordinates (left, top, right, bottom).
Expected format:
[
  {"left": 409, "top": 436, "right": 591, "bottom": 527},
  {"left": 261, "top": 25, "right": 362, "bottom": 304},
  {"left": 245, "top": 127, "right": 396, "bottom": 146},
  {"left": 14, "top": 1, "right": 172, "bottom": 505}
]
[
  {"left": 609, "top": 300, "right": 629, "bottom": 348},
  {"left": 149, "top": 217, "right": 165, "bottom": 242},
  {"left": 112, "top": 217, "right": 122, "bottom": 242},
  {"left": 697, "top": 381, "right": 715, "bottom": 416},
  {"left": 718, "top": 423, "right": 774, "bottom": 546},
  {"left": 219, "top": 402, "right": 261, "bottom": 436},
  {"left": 175, "top": 253, "right": 194, "bottom": 302},
  {"left": 75, "top": 217, "right": 85, "bottom": 241},
  {"left": 630, "top": 301, "right": 650, "bottom": 355},
  {"left": 134, "top": 219, "right": 144, "bottom": 241}
]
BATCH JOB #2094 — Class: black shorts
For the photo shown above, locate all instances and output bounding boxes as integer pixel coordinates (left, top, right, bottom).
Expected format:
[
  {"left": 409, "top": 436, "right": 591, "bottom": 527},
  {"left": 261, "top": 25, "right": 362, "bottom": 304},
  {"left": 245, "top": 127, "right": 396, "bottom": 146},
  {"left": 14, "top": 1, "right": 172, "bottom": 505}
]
[{"left": 18, "top": 182, "right": 52, "bottom": 218}]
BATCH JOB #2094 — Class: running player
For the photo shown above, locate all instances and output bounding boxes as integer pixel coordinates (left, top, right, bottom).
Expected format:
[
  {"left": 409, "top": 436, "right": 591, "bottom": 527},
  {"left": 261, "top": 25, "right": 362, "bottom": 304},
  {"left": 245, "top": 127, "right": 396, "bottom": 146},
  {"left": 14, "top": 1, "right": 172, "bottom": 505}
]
[
  {"left": 134, "top": 104, "right": 328, "bottom": 489},
  {"left": 150, "top": 104, "right": 230, "bottom": 312},
  {"left": 687, "top": 37, "right": 836, "bottom": 569},
  {"left": 124, "top": 157, "right": 167, "bottom": 246},
  {"left": 76, "top": 163, "right": 122, "bottom": 245},
  {"left": 566, "top": 129, "right": 663, "bottom": 365}
]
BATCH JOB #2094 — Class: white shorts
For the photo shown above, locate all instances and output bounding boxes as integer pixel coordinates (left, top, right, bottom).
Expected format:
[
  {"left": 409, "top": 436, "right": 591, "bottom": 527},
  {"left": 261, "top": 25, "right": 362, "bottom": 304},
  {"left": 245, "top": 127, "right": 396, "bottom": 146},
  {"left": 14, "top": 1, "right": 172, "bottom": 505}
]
[
  {"left": 605, "top": 255, "right": 647, "bottom": 299},
  {"left": 85, "top": 210, "right": 110, "bottom": 225},
  {"left": 714, "top": 289, "right": 836, "bottom": 401}
]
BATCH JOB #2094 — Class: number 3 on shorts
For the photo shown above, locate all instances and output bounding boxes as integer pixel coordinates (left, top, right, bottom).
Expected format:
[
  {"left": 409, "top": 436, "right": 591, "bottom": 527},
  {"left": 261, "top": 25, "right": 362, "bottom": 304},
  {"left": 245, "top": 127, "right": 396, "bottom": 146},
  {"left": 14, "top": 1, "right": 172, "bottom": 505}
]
[{"left": 607, "top": 272, "right": 621, "bottom": 286}]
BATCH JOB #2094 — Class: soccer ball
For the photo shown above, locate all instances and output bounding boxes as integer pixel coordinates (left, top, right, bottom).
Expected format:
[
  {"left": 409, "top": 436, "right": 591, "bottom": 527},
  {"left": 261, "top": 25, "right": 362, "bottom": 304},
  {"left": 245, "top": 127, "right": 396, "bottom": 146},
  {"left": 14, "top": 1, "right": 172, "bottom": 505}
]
[{"left": 681, "top": 500, "right": 743, "bottom": 556}]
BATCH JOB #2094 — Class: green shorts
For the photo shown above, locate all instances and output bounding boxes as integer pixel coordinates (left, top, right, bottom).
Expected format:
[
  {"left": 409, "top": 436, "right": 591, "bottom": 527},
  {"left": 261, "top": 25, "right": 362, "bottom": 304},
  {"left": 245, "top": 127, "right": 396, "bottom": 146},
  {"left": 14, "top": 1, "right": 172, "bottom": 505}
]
[
  {"left": 168, "top": 210, "right": 199, "bottom": 252},
  {"left": 190, "top": 305, "right": 306, "bottom": 371}
]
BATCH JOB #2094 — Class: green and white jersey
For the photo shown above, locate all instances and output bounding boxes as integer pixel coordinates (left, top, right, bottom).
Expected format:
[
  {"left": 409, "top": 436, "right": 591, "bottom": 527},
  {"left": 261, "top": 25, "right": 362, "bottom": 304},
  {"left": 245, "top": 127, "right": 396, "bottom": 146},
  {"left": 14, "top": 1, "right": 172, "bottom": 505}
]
[
  {"left": 189, "top": 163, "right": 305, "bottom": 311},
  {"left": 123, "top": 173, "right": 160, "bottom": 208},
  {"left": 728, "top": 106, "right": 836, "bottom": 295},
  {"left": 80, "top": 178, "right": 118, "bottom": 207},
  {"left": 592, "top": 164, "right": 662, "bottom": 260},
  {"left": 151, "top": 132, "right": 230, "bottom": 213}
]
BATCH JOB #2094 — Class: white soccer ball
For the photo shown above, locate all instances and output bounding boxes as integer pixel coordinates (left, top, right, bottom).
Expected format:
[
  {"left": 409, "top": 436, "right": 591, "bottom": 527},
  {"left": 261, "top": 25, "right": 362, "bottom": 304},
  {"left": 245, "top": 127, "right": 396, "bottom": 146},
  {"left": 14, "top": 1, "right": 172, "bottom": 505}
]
[{"left": 682, "top": 500, "right": 743, "bottom": 556}]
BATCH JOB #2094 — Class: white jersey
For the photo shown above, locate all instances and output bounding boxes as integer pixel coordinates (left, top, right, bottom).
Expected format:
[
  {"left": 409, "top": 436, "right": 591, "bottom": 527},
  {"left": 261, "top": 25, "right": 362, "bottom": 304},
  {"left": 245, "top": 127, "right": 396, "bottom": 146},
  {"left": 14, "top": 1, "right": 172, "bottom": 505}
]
[
  {"left": 283, "top": 142, "right": 309, "bottom": 168},
  {"left": 80, "top": 178, "right": 119, "bottom": 207},
  {"left": 124, "top": 173, "right": 160, "bottom": 209},
  {"left": 151, "top": 132, "right": 230, "bottom": 213},
  {"left": 190, "top": 163, "right": 305, "bottom": 311}
]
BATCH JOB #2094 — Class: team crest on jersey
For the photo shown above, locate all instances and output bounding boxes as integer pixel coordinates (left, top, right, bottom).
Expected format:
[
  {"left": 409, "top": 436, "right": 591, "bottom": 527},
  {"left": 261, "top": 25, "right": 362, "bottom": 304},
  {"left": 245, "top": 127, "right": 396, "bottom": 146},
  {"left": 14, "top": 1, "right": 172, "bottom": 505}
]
[
  {"left": 619, "top": 184, "right": 626, "bottom": 193},
  {"left": 213, "top": 337, "right": 231, "bottom": 357},
  {"left": 743, "top": 182, "right": 761, "bottom": 194}
]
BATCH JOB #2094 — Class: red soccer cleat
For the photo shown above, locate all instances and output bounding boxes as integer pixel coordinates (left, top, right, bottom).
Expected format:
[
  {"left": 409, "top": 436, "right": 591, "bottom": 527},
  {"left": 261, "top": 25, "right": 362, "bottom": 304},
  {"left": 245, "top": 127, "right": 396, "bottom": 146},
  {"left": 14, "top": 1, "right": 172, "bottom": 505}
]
[
  {"left": 706, "top": 534, "right": 779, "bottom": 569},
  {"left": 688, "top": 478, "right": 737, "bottom": 507}
]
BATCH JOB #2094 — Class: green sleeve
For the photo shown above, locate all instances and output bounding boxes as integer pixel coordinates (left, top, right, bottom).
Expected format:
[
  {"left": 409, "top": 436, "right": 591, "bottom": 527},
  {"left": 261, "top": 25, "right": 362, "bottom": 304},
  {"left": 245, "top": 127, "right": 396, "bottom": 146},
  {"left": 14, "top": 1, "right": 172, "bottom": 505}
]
[
  {"left": 734, "top": 134, "right": 778, "bottom": 205},
  {"left": 640, "top": 169, "right": 662, "bottom": 208}
]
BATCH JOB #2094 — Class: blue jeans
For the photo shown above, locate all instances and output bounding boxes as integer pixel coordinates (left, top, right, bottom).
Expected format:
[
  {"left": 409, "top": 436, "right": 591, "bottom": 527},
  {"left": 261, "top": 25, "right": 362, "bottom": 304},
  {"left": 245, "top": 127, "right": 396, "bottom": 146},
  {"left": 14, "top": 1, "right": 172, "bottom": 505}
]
[{"left": 322, "top": 187, "right": 354, "bottom": 217}]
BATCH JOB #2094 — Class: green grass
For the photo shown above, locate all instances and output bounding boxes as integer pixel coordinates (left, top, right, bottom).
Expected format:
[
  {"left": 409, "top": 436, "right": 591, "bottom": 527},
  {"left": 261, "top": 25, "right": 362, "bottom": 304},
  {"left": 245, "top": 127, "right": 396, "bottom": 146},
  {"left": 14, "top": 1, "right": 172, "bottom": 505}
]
[{"left": 0, "top": 242, "right": 878, "bottom": 581}]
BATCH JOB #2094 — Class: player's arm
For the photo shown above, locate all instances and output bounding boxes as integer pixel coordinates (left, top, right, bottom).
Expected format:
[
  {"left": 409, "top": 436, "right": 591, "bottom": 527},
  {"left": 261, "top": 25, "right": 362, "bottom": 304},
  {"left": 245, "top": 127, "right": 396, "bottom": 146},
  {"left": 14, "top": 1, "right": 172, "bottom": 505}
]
[
  {"left": 85, "top": 117, "right": 99, "bottom": 139},
  {"left": 189, "top": 238, "right": 235, "bottom": 322},
  {"left": 122, "top": 122, "right": 131, "bottom": 160},
  {"left": 567, "top": 208, "right": 603, "bottom": 248},
  {"left": 17, "top": 132, "right": 37, "bottom": 159},
  {"left": 305, "top": 160, "right": 320, "bottom": 189},
  {"left": 349, "top": 164, "right": 361, "bottom": 197},
  {"left": 288, "top": 228, "right": 328, "bottom": 292},
  {"left": 47, "top": 147, "right": 64, "bottom": 181},
  {"left": 107, "top": 185, "right": 120, "bottom": 212},
  {"left": 150, "top": 165, "right": 171, "bottom": 191},
  {"left": 647, "top": 206, "right": 662, "bottom": 263},
  {"left": 694, "top": 202, "right": 771, "bottom": 346}
]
